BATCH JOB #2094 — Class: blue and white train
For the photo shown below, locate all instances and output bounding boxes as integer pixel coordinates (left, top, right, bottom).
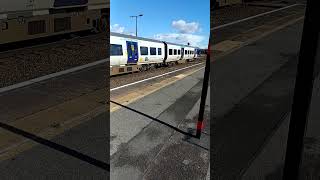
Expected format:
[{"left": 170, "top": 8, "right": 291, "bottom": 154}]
[{"left": 110, "top": 32, "right": 201, "bottom": 75}]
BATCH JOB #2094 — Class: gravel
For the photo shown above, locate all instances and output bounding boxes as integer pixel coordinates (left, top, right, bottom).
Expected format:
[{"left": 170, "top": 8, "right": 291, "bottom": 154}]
[
  {"left": 212, "top": 3, "right": 305, "bottom": 44},
  {"left": 0, "top": 33, "right": 108, "bottom": 88},
  {"left": 110, "top": 58, "right": 206, "bottom": 89}
]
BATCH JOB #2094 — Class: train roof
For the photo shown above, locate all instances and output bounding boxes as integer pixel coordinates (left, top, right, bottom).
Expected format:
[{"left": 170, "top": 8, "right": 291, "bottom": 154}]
[{"left": 111, "top": 32, "right": 199, "bottom": 49}]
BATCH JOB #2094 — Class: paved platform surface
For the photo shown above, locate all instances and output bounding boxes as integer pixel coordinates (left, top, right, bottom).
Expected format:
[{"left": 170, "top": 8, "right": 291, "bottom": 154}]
[
  {"left": 110, "top": 67, "right": 210, "bottom": 180},
  {"left": 211, "top": 6, "right": 320, "bottom": 179},
  {"left": 211, "top": 18, "right": 305, "bottom": 179},
  {"left": 0, "top": 64, "right": 108, "bottom": 179},
  {"left": 242, "top": 71, "right": 320, "bottom": 180},
  {"left": 0, "top": 112, "right": 108, "bottom": 180}
]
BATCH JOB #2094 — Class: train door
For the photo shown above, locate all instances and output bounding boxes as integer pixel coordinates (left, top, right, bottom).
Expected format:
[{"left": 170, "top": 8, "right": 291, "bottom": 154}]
[
  {"left": 126, "top": 41, "right": 139, "bottom": 64},
  {"left": 164, "top": 42, "right": 168, "bottom": 62},
  {"left": 181, "top": 48, "right": 184, "bottom": 60}
]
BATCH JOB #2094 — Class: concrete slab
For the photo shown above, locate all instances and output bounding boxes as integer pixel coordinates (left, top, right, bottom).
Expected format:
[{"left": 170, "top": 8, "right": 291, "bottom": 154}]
[
  {"left": 111, "top": 72, "right": 210, "bottom": 179},
  {"left": 242, "top": 74, "right": 320, "bottom": 179},
  {"left": 110, "top": 68, "right": 204, "bottom": 156},
  {"left": 213, "top": 40, "right": 243, "bottom": 52},
  {"left": 0, "top": 87, "right": 64, "bottom": 123},
  {"left": 212, "top": 20, "right": 303, "bottom": 122},
  {"left": 0, "top": 89, "right": 106, "bottom": 161},
  {"left": 211, "top": 20, "right": 304, "bottom": 179},
  {"left": 0, "top": 65, "right": 106, "bottom": 123},
  {"left": 0, "top": 112, "right": 108, "bottom": 180},
  {"left": 142, "top": 89, "right": 210, "bottom": 180}
]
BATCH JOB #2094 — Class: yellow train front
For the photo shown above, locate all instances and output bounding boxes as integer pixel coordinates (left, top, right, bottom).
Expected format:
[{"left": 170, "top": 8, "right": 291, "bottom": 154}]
[{"left": 0, "top": 0, "right": 108, "bottom": 45}]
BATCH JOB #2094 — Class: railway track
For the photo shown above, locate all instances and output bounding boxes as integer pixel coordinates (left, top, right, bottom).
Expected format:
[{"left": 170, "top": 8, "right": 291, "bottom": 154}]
[
  {"left": 0, "top": 2, "right": 306, "bottom": 90},
  {"left": 212, "top": 3, "right": 306, "bottom": 44},
  {"left": 0, "top": 33, "right": 108, "bottom": 88},
  {"left": 0, "top": 31, "right": 102, "bottom": 54},
  {"left": 110, "top": 58, "right": 206, "bottom": 89}
]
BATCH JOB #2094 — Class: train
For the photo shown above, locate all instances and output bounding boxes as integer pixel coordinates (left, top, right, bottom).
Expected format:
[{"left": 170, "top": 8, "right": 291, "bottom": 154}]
[
  {"left": 110, "top": 32, "right": 203, "bottom": 76},
  {"left": 0, "top": 0, "right": 109, "bottom": 45}
]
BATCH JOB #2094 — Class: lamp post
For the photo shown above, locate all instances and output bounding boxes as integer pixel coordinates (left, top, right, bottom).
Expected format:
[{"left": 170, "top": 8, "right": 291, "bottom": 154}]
[{"left": 130, "top": 14, "right": 143, "bottom": 37}]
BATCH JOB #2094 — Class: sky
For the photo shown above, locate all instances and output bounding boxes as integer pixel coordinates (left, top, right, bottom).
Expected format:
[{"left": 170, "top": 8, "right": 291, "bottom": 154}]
[{"left": 110, "top": 0, "right": 210, "bottom": 49}]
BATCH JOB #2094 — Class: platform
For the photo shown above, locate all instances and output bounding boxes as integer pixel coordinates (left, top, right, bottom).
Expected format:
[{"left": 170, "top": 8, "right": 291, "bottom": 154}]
[
  {"left": 110, "top": 66, "right": 210, "bottom": 180},
  {"left": 0, "top": 63, "right": 108, "bottom": 179},
  {"left": 211, "top": 12, "right": 320, "bottom": 179}
]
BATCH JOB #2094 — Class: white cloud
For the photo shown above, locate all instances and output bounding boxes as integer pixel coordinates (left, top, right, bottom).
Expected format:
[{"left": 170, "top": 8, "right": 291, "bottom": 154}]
[
  {"left": 172, "top": 20, "right": 200, "bottom": 34},
  {"left": 125, "top": 32, "right": 136, "bottom": 36},
  {"left": 110, "top": 24, "right": 125, "bottom": 33},
  {"left": 110, "top": 24, "right": 137, "bottom": 36},
  {"left": 154, "top": 33, "right": 207, "bottom": 48}
]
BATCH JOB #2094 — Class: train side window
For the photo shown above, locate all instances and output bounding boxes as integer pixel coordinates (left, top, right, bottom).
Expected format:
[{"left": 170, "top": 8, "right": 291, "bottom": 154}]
[
  {"left": 28, "top": 20, "right": 46, "bottom": 35},
  {"left": 54, "top": 17, "right": 71, "bottom": 32},
  {"left": 111, "top": 44, "right": 123, "bottom": 56},
  {"left": 1, "top": 22, "right": 8, "bottom": 30},
  {"left": 140, "top": 46, "right": 148, "bottom": 55},
  {"left": 158, "top": 48, "right": 162, "bottom": 55},
  {"left": 169, "top": 49, "right": 173, "bottom": 55},
  {"left": 178, "top": 50, "right": 180, "bottom": 55},
  {"left": 174, "top": 49, "right": 177, "bottom": 55},
  {"left": 185, "top": 50, "right": 187, "bottom": 54},
  {"left": 150, "top": 47, "right": 157, "bottom": 55}
]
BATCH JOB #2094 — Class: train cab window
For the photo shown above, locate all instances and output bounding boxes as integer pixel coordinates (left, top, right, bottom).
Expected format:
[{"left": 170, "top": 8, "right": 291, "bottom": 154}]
[
  {"left": 150, "top": 47, "right": 157, "bottom": 55},
  {"left": 158, "top": 48, "right": 162, "bottom": 55},
  {"left": 178, "top": 50, "right": 181, "bottom": 55},
  {"left": 110, "top": 44, "right": 123, "bottom": 56},
  {"left": 174, "top": 49, "right": 177, "bottom": 55},
  {"left": 169, "top": 49, "right": 173, "bottom": 55},
  {"left": 140, "top": 46, "right": 148, "bottom": 55}
]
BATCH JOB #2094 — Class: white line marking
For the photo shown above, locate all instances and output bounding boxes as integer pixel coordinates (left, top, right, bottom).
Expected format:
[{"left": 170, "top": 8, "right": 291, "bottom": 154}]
[
  {"left": 110, "top": 63, "right": 204, "bottom": 92},
  {"left": 212, "top": 3, "right": 303, "bottom": 30},
  {"left": 0, "top": 59, "right": 108, "bottom": 94}
]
